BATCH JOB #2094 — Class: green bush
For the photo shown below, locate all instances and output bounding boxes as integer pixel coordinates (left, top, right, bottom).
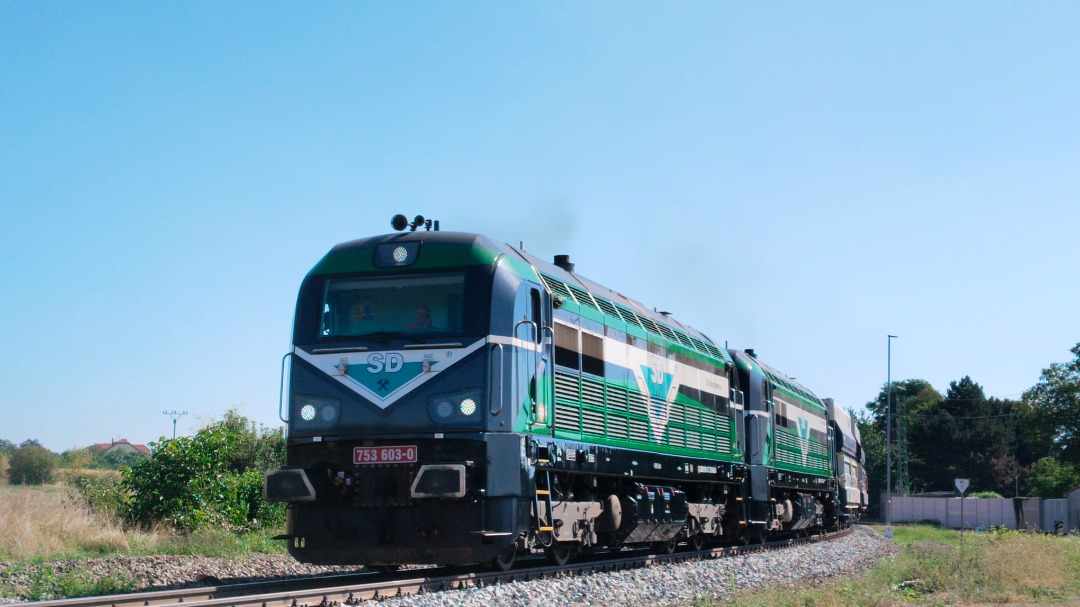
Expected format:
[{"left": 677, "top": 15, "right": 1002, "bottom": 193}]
[
  {"left": 1027, "top": 457, "right": 1080, "bottom": 498},
  {"left": 88, "top": 449, "right": 149, "bottom": 470},
  {"left": 7, "top": 444, "right": 59, "bottom": 485},
  {"left": 21, "top": 565, "right": 135, "bottom": 601},
  {"left": 121, "top": 410, "right": 284, "bottom": 532},
  {"left": 75, "top": 476, "right": 131, "bottom": 522}
]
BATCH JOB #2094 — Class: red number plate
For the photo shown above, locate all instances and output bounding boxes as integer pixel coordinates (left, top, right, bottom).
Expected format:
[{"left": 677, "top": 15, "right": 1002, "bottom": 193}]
[{"left": 353, "top": 445, "right": 418, "bottom": 464}]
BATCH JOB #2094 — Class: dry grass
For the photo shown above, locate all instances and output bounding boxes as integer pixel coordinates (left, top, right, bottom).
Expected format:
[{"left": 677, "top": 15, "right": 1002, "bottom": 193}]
[
  {"left": 0, "top": 484, "right": 144, "bottom": 560},
  {"left": 696, "top": 527, "right": 1080, "bottom": 607},
  {"left": 981, "top": 532, "right": 1080, "bottom": 602},
  {"left": 53, "top": 468, "right": 122, "bottom": 485}
]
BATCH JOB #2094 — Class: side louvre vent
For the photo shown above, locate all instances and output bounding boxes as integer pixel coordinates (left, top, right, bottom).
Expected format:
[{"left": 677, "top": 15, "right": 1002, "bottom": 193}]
[
  {"left": 638, "top": 317, "right": 661, "bottom": 336},
  {"left": 674, "top": 330, "right": 695, "bottom": 349},
  {"left": 539, "top": 274, "right": 575, "bottom": 301},
  {"left": 594, "top": 297, "right": 622, "bottom": 319},
  {"left": 690, "top": 337, "right": 710, "bottom": 354},
  {"left": 567, "top": 284, "right": 599, "bottom": 310},
  {"left": 615, "top": 304, "right": 643, "bottom": 327},
  {"left": 657, "top": 324, "right": 678, "bottom": 342}
]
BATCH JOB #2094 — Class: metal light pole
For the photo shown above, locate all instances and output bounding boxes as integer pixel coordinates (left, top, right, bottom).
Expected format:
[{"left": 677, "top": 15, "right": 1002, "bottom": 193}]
[
  {"left": 886, "top": 335, "right": 898, "bottom": 539},
  {"left": 163, "top": 410, "right": 188, "bottom": 439}
]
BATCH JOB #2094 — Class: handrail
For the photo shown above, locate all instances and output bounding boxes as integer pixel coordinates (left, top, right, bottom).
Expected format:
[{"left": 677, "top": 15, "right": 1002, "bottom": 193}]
[
  {"left": 538, "top": 325, "right": 554, "bottom": 429},
  {"left": 278, "top": 351, "right": 294, "bottom": 423},
  {"left": 513, "top": 320, "right": 543, "bottom": 425},
  {"left": 490, "top": 343, "right": 504, "bottom": 416}
]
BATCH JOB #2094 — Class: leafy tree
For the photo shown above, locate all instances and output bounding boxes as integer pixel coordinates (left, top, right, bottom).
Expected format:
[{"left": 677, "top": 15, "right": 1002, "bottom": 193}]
[
  {"left": 1012, "top": 398, "right": 1058, "bottom": 473},
  {"left": 853, "top": 408, "right": 885, "bottom": 517},
  {"left": 121, "top": 409, "right": 285, "bottom": 532},
  {"left": 7, "top": 443, "right": 59, "bottom": 485},
  {"left": 865, "top": 377, "right": 1032, "bottom": 497},
  {"left": 1023, "top": 342, "right": 1080, "bottom": 466},
  {"left": 864, "top": 379, "right": 943, "bottom": 496},
  {"left": 1026, "top": 457, "right": 1080, "bottom": 498},
  {"left": 61, "top": 448, "right": 94, "bottom": 469},
  {"left": 0, "top": 439, "right": 15, "bottom": 456},
  {"left": 90, "top": 449, "right": 149, "bottom": 470},
  {"left": 907, "top": 376, "right": 1018, "bottom": 494}
]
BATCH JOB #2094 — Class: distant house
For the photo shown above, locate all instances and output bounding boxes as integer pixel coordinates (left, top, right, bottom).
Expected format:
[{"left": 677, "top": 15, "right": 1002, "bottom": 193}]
[{"left": 91, "top": 439, "right": 151, "bottom": 456}]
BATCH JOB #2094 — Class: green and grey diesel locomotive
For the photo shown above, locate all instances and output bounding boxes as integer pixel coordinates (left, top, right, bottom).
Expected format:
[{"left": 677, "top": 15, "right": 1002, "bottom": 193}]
[{"left": 265, "top": 215, "right": 867, "bottom": 570}]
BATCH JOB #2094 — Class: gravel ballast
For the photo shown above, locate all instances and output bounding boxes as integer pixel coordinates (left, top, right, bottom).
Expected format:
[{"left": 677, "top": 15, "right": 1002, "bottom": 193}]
[{"left": 0, "top": 527, "right": 896, "bottom": 605}]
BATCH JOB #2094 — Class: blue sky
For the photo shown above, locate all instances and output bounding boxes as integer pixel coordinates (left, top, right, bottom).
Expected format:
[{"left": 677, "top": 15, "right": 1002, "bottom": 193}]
[{"left": 2, "top": 3, "right": 1078, "bottom": 452}]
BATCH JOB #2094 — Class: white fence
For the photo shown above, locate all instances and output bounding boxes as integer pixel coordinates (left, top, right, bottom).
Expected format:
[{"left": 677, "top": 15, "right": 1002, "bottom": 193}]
[{"left": 885, "top": 496, "right": 1074, "bottom": 532}]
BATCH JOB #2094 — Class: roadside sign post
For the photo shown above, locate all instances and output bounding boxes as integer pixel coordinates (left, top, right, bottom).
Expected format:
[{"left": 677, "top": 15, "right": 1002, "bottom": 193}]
[{"left": 955, "top": 478, "right": 969, "bottom": 547}]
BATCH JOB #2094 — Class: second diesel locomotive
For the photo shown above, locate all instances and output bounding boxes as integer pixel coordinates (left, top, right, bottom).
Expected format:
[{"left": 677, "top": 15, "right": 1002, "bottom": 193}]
[{"left": 265, "top": 216, "right": 867, "bottom": 569}]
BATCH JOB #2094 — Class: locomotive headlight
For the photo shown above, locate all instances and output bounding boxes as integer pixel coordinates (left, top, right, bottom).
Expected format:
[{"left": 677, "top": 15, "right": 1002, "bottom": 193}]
[
  {"left": 293, "top": 394, "right": 341, "bottom": 429},
  {"left": 435, "top": 400, "right": 454, "bottom": 419},
  {"left": 428, "top": 390, "right": 482, "bottom": 425},
  {"left": 320, "top": 404, "right": 338, "bottom": 422}
]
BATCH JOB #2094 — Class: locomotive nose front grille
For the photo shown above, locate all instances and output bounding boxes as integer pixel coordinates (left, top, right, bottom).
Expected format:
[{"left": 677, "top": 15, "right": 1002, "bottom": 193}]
[{"left": 351, "top": 467, "right": 413, "bottom": 507}]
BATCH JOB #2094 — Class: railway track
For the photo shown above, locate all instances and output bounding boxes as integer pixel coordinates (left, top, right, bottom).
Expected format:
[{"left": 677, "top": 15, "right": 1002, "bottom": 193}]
[{"left": 22, "top": 528, "right": 850, "bottom": 607}]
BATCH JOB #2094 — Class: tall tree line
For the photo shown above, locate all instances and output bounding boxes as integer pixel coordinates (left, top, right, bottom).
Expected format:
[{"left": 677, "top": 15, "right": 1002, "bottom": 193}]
[{"left": 856, "top": 342, "right": 1080, "bottom": 512}]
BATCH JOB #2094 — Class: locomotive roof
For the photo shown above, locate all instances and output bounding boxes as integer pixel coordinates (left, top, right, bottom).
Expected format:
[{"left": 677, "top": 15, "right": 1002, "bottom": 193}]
[
  {"left": 324, "top": 230, "right": 503, "bottom": 255},
  {"left": 744, "top": 353, "right": 824, "bottom": 407},
  {"left": 317, "top": 228, "right": 729, "bottom": 363},
  {"left": 514, "top": 247, "right": 727, "bottom": 360}
]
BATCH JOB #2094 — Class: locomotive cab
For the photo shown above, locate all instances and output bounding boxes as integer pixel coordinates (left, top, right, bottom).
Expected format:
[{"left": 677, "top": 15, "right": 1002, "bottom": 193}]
[{"left": 266, "top": 230, "right": 541, "bottom": 566}]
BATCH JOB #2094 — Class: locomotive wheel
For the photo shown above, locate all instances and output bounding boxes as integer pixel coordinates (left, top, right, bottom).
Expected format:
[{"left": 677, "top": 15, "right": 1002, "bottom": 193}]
[
  {"left": 545, "top": 543, "right": 574, "bottom": 566},
  {"left": 490, "top": 545, "right": 517, "bottom": 571}
]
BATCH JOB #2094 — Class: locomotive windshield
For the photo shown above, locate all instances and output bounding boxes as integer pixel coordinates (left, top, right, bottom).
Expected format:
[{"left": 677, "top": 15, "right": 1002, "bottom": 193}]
[{"left": 319, "top": 274, "right": 466, "bottom": 338}]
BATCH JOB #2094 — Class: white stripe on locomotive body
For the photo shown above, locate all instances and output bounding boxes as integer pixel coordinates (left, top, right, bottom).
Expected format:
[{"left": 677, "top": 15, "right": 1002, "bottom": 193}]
[
  {"left": 487, "top": 334, "right": 543, "bottom": 352},
  {"left": 773, "top": 395, "right": 829, "bottom": 435},
  {"left": 557, "top": 321, "right": 733, "bottom": 443}
]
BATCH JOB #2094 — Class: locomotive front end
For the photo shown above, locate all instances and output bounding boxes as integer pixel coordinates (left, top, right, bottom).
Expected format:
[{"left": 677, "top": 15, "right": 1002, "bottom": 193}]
[{"left": 265, "top": 230, "right": 530, "bottom": 566}]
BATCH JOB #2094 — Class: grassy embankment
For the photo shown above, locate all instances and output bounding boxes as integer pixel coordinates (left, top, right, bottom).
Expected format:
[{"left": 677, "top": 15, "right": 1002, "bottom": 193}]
[
  {"left": 694, "top": 525, "right": 1080, "bottom": 607},
  {"left": 0, "top": 482, "right": 286, "bottom": 600}
]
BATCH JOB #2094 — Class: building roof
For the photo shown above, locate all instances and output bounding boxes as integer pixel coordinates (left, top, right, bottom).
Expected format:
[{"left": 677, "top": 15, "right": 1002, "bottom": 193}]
[{"left": 91, "top": 438, "right": 151, "bottom": 455}]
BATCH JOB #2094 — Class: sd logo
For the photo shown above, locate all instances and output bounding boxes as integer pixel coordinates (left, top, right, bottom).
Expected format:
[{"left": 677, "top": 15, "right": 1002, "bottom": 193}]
[{"left": 367, "top": 352, "right": 404, "bottom": 373}]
